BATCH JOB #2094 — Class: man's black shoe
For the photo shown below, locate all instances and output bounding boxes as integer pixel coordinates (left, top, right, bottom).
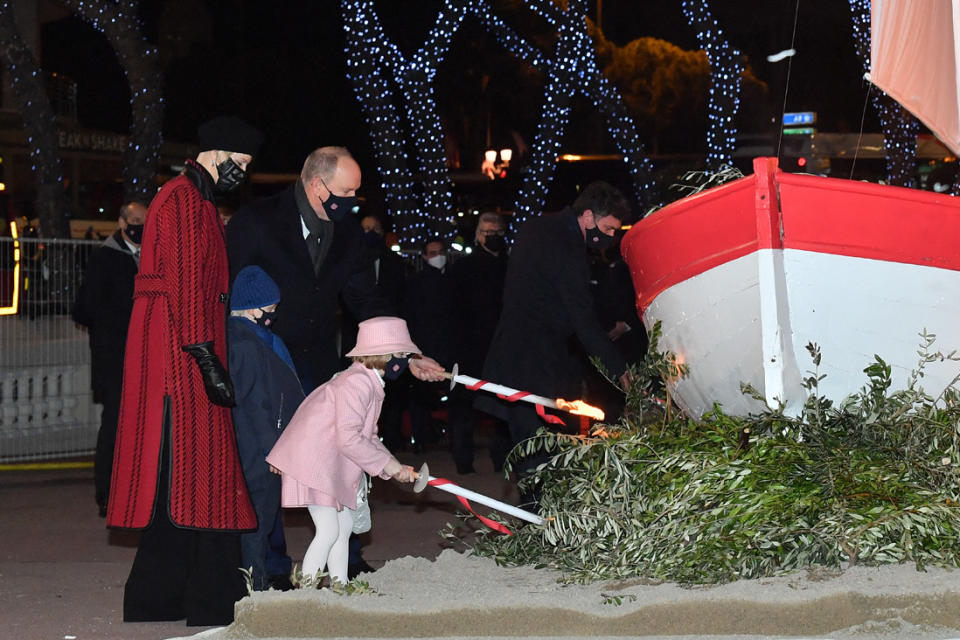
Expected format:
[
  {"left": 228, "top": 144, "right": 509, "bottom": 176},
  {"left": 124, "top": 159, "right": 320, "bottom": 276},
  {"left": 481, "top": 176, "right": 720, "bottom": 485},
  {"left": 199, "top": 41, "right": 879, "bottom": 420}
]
[
  {"left": 347, "top": 559, "right": 376, "bottom": 580},
  {"left": 267, "top": 574, "right": 295, "bottom": 591},
  {"left": 97, "top": 503, "right": 107, "bottom": 518}
]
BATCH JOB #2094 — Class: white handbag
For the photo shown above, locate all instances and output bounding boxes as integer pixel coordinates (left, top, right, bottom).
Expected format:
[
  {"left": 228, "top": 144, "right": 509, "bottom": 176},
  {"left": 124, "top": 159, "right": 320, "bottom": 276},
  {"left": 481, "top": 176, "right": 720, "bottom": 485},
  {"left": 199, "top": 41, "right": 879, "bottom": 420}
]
[{"left": 352, "top": 474, "right": 372, "bottom": 534}]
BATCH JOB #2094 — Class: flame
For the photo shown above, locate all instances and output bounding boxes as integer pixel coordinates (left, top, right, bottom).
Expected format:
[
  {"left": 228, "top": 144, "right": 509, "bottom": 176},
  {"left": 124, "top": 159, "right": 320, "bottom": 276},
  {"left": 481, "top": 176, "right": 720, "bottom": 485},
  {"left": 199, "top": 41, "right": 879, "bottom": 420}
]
[{"left": 555, "top": 398, "right": 605, "bottom": 421}]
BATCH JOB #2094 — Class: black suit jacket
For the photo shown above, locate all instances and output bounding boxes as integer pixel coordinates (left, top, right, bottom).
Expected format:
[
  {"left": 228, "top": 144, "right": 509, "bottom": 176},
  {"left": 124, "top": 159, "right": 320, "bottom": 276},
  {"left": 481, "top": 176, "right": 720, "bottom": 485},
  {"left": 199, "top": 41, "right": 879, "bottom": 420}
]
[
  {"left": 340, "top": 246, "right": 408, "bottom": 363},
  {"left": 72, "top": 230, "right": 138, "bottom": 399},
  {"left": 227, "top": 185, "right": 390, "bottom": 390},
  {"left": 375, "top": 249, "right": 408, "bottom": 309},
  {"left": 403, "top": 263, "right": 456, "bottom": 368},
  {"left": 450, "top": 249, "right": 508, "bottom": 375}
]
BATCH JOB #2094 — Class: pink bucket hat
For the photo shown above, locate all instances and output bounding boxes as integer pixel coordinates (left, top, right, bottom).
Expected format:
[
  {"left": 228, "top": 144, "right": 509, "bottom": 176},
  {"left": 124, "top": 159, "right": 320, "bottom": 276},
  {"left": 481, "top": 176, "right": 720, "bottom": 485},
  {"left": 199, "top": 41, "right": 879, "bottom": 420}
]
[{"left": 346, "top": 316, "right": 421, "bottom": 357}]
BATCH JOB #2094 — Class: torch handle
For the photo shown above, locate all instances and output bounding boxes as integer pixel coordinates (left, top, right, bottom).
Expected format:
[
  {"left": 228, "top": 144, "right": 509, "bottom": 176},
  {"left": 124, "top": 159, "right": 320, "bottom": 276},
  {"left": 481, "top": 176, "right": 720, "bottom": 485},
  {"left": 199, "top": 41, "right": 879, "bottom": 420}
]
[
  {"left": 450, "top": 373, "right": 559, "bottom": 410},
  {"left": 427, "top": 476, "right": 544, "bottom": 525}
]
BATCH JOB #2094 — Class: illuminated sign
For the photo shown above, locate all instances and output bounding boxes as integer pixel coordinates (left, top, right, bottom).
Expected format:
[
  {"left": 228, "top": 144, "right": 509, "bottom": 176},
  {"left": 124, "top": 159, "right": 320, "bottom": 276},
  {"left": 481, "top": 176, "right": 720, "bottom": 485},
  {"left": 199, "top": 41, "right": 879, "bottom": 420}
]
[
  {"left": 783, "top": 112, "right": 816, "bottom": 126},
  {"left": 0, "top": 220, "right": 20, "bottom": 315},
  {"left": 57, "top": 131, "right": 128, "bottom": 153}
]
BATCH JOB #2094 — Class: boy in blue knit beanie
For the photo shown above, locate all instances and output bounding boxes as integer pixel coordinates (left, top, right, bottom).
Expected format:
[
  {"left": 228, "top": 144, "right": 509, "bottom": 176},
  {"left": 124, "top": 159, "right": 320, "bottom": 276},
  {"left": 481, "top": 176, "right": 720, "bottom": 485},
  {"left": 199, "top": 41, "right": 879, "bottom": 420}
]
[{"left": 228, "top": 265, "right": 305, "bottom": 590}]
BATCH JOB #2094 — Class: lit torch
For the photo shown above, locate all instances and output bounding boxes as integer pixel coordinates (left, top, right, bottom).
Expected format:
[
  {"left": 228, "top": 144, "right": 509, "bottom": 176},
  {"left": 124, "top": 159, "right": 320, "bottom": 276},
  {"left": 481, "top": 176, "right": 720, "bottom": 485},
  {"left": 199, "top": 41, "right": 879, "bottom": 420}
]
[{"left": 442, "top": 365, "right": 605, "bottom": 422}]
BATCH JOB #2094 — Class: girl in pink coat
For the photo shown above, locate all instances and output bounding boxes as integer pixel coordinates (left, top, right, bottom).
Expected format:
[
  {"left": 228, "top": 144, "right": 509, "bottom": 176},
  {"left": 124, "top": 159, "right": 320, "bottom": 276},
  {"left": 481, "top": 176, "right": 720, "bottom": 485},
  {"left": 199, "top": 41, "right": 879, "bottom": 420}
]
[{"left": 266, "top": 316, "right": 418, "bottom": 584}]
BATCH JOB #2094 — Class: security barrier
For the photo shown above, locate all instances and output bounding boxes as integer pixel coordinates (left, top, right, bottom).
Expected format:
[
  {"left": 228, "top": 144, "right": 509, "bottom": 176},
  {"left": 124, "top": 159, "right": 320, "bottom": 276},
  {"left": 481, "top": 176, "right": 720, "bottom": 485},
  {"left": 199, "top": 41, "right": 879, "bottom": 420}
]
[{"left": 0, "top": 237, "right": 101, "bottom": 462}]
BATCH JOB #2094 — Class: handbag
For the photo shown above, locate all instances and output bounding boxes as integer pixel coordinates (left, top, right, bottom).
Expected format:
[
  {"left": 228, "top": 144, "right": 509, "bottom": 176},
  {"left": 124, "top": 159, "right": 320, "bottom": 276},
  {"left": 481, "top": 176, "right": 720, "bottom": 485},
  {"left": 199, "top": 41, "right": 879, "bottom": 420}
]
[{"left": 352, "top": 474, "right": 372, "bottom": 534}]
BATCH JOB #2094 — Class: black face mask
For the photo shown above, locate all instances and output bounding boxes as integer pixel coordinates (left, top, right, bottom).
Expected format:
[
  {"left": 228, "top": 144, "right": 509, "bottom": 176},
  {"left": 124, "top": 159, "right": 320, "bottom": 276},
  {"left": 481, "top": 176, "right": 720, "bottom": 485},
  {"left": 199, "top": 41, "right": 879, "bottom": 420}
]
[
  {"left": 320, "top": 179, "right": 356, "bottom": 222},
  {"left": 483, "top": 234, "right": 506, "bottom": 254},
  {"left": 124, "top": 223, "right": 145, "bottom": 245},
  {"left": 382, "top": 355, "right": 410, "bottom": 380},
  {"left": 364, "top": 230, "right": 385, "bottom": 250},
  {"left": 215, "top": 158, "right": 247, "bottom": 192},
  {"left": 256, "top": 309, "right": 278, "bottom": 329},
  {"left": 586, "top": 225, "right": 615, "bottom": 250}
]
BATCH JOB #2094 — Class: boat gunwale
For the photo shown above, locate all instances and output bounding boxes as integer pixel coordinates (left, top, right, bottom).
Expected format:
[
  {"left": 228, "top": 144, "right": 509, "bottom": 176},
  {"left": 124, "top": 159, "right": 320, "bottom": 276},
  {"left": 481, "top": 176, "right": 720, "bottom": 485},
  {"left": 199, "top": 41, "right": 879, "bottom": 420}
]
[{"left": 623, "top": 159, "right": 960, "bottom": 314}]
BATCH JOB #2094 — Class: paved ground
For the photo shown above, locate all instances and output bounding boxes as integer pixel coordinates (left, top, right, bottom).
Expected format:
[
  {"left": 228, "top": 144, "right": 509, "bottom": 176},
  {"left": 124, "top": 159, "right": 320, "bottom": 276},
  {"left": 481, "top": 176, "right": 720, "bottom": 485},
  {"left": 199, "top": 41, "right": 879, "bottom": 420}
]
[{"left": 0, "top": 440, "right": 513, "bottom": 640}]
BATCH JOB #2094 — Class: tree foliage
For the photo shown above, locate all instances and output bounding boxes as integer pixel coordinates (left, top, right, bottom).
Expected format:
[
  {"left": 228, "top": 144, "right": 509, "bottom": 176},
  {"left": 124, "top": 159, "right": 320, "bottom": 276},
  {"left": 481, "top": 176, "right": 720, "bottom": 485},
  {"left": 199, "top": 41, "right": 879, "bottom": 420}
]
[{"left": 593, "top": 32, "right": 710, "bottom": 143}]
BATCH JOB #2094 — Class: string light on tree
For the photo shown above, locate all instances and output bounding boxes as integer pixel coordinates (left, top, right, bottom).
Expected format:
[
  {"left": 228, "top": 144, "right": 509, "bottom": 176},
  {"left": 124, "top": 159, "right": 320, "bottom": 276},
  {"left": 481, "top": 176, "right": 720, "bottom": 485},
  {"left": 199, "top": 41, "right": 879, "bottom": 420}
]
[
  {"left": 681, "top": 0, "right": 743, "bottom": 170},
  {"left": 61, "top": 0, "right": 164, "bottom": 204},
  {"left": 342, "top": 2, "right": 421, "bottom": 244},
  {"left": 848, "top": 0, "right": 918, "bottom": 188},
  {"left": 472, "top": 1, "right": 655, "bottom": 225},
  {"left": 342, "top": 1, "right": 470, "bottom": 245},
  {"left": 0, "top": 1, "right": 70, "bottom": 238},
  {"left": 341, "top": 0, "right": 656, "bottom": 241}
]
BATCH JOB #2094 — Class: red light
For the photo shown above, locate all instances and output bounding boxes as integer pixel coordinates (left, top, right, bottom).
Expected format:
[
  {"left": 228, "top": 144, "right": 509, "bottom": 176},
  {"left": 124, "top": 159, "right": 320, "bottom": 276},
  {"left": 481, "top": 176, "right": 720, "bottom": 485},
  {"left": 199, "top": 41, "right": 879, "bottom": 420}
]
[
  {"left": 797, "top": 157, "right": 807, "bottom": 167},
  {"left": 499, "top": 169, "right": 507, "bottom": 179}
]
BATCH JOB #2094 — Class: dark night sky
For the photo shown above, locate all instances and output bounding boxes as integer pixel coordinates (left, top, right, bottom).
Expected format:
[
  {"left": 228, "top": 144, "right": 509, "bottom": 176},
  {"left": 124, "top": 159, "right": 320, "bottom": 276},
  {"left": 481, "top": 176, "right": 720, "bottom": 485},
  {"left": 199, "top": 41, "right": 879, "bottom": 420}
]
[{"left": 39, "top": 0, "right": 880, "bottom": 175}]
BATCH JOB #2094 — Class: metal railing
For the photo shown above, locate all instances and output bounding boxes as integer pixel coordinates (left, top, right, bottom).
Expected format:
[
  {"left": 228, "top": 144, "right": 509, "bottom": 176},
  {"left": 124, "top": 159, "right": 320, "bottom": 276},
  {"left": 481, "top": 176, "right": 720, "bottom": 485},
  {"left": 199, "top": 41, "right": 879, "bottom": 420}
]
[{"left": 1, "top": 237, "right": 101, "bottom": 462}]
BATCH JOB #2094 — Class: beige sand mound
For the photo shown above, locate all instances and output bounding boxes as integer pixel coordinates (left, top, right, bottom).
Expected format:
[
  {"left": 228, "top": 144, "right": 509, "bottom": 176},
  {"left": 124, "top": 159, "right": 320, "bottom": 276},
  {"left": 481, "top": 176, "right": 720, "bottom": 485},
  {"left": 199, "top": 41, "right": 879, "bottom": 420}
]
[{"left": 181, "top": 550, "right": 960, "bottom": 639}]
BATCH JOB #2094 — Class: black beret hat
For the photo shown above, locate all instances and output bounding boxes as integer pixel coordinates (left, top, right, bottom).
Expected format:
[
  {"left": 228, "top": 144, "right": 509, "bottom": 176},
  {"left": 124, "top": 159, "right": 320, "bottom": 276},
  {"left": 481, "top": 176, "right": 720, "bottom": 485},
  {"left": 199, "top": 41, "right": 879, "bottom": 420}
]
[{"left": 197, "top": 115, "right": 264, "bottom": 156}]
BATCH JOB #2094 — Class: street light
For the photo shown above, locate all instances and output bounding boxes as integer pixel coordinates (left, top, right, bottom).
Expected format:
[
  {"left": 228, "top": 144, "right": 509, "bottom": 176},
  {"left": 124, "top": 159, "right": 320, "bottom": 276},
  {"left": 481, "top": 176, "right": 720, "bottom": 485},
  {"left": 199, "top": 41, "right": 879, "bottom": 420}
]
[{"left": 482, "top": 148, "right": 512, "bottom": 180}]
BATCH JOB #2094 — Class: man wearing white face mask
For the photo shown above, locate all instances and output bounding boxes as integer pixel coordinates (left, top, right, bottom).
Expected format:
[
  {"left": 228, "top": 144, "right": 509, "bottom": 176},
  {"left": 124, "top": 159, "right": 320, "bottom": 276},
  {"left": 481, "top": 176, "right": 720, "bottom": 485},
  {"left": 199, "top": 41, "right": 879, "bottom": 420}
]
[
  {"left": 403, "top": 237, "right": 456, "bottom": 451},
  {"left": 422, "top": 238, "right": 448, "bottom": 271}
]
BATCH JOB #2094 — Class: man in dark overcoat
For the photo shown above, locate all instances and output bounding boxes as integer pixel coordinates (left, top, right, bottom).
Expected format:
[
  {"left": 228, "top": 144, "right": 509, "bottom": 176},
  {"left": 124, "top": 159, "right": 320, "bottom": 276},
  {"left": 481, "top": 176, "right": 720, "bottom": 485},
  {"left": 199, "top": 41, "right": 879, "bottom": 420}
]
[
  {"left": 447, "top": 212, "right": 512, "bottom": 473},
  {"left": 72, "top": 201, "right": 146, "bottom": 516},
  {"left": 478, "top": 182, "right": 632, "bottom": 496},
  {"left": 108, "top": 116, "right": 262, "bottom": 626},
  {"left": 360, "top": 212, "right": 408, "bottom": 309},
  {"left": 340, "top": 212, "right": 408, "bottom": 370},
  {"left": 404, "top": 237, "right": 456, "bottom": 450},
  {"left": 227, "top": 146, "right": 444, "bottom": 393},
  {"left": 345, "top": 212, "right": 409, "bottom": 451}
]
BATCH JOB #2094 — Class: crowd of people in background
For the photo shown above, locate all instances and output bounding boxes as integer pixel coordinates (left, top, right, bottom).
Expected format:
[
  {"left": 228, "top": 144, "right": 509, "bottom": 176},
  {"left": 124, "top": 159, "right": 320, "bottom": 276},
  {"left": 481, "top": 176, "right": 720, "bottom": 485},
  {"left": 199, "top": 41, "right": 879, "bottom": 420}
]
[{"left": 72, "top": 115, "right": 647, "bottom": 628}]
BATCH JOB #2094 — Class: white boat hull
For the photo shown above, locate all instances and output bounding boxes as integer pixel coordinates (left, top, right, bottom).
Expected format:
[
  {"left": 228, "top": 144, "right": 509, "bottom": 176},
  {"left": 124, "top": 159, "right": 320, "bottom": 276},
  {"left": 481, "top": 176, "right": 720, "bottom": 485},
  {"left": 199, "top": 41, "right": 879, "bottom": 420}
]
[
  {"left": 649, "top": 248, "right": 960, "bottom": 418},
  {"left": 622, "top": 158, "right": 960, "bottom": 418}
]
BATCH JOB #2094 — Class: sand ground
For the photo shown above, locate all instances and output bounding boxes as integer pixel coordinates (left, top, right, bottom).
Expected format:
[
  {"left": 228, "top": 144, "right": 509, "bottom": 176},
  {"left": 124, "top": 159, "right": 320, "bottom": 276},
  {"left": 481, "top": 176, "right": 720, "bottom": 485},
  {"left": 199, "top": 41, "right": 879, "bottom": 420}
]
[
  {"left": 5, "top": 439, "right": 960, "bottom": 640},
  {"left": 177, "top": 550, "right": 960, "bottom": 640}
]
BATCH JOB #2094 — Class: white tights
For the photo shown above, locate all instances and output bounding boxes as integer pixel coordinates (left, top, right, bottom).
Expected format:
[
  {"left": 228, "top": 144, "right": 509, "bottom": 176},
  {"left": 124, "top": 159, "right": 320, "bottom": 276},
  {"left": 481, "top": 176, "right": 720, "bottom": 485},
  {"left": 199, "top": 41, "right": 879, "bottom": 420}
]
[{"left": 303, "top": 504, "right": 354, "bottom": 585}]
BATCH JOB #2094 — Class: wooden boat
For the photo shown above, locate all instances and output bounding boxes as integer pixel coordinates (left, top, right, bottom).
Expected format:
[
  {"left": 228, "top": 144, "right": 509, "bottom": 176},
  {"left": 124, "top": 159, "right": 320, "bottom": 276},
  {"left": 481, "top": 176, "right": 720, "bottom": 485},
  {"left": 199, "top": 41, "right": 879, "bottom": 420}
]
[{"left": 621, "top": 157, "right": 960, "bottom": 417}]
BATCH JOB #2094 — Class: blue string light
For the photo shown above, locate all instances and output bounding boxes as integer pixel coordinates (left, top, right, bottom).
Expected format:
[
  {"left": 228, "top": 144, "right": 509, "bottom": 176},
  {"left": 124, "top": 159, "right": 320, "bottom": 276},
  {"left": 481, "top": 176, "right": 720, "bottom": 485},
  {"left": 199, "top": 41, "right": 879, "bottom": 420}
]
[
  {"left": 342, "top": 0, "right": 465, "bottom": 246},
  {"left": 0, "top": 1, "right": 70, "bottom": 237},
  {"left": 62, "top": 0, "right": 164, "bottom": 203},
  {"left": 680, "top": 0, "right": 743, "bottom": 170},
  {"left": 341, "top": 0, "right": 656, "bottom": 242}
]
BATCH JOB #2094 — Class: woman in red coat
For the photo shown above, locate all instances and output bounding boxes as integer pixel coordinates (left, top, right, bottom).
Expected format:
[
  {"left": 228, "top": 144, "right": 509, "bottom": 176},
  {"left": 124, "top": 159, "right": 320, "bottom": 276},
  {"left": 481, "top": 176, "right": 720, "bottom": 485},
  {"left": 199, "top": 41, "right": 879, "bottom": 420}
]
[{"left": 108, "top": 116, "right": 262, "bottom": 626}]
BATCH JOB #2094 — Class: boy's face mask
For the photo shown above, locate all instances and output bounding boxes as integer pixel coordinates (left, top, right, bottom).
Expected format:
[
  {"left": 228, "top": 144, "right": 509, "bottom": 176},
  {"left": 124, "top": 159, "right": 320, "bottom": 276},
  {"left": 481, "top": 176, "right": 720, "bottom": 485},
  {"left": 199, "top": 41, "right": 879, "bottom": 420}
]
[{"left": 256, "top": 308, "right": 278, "bottom": 328}]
